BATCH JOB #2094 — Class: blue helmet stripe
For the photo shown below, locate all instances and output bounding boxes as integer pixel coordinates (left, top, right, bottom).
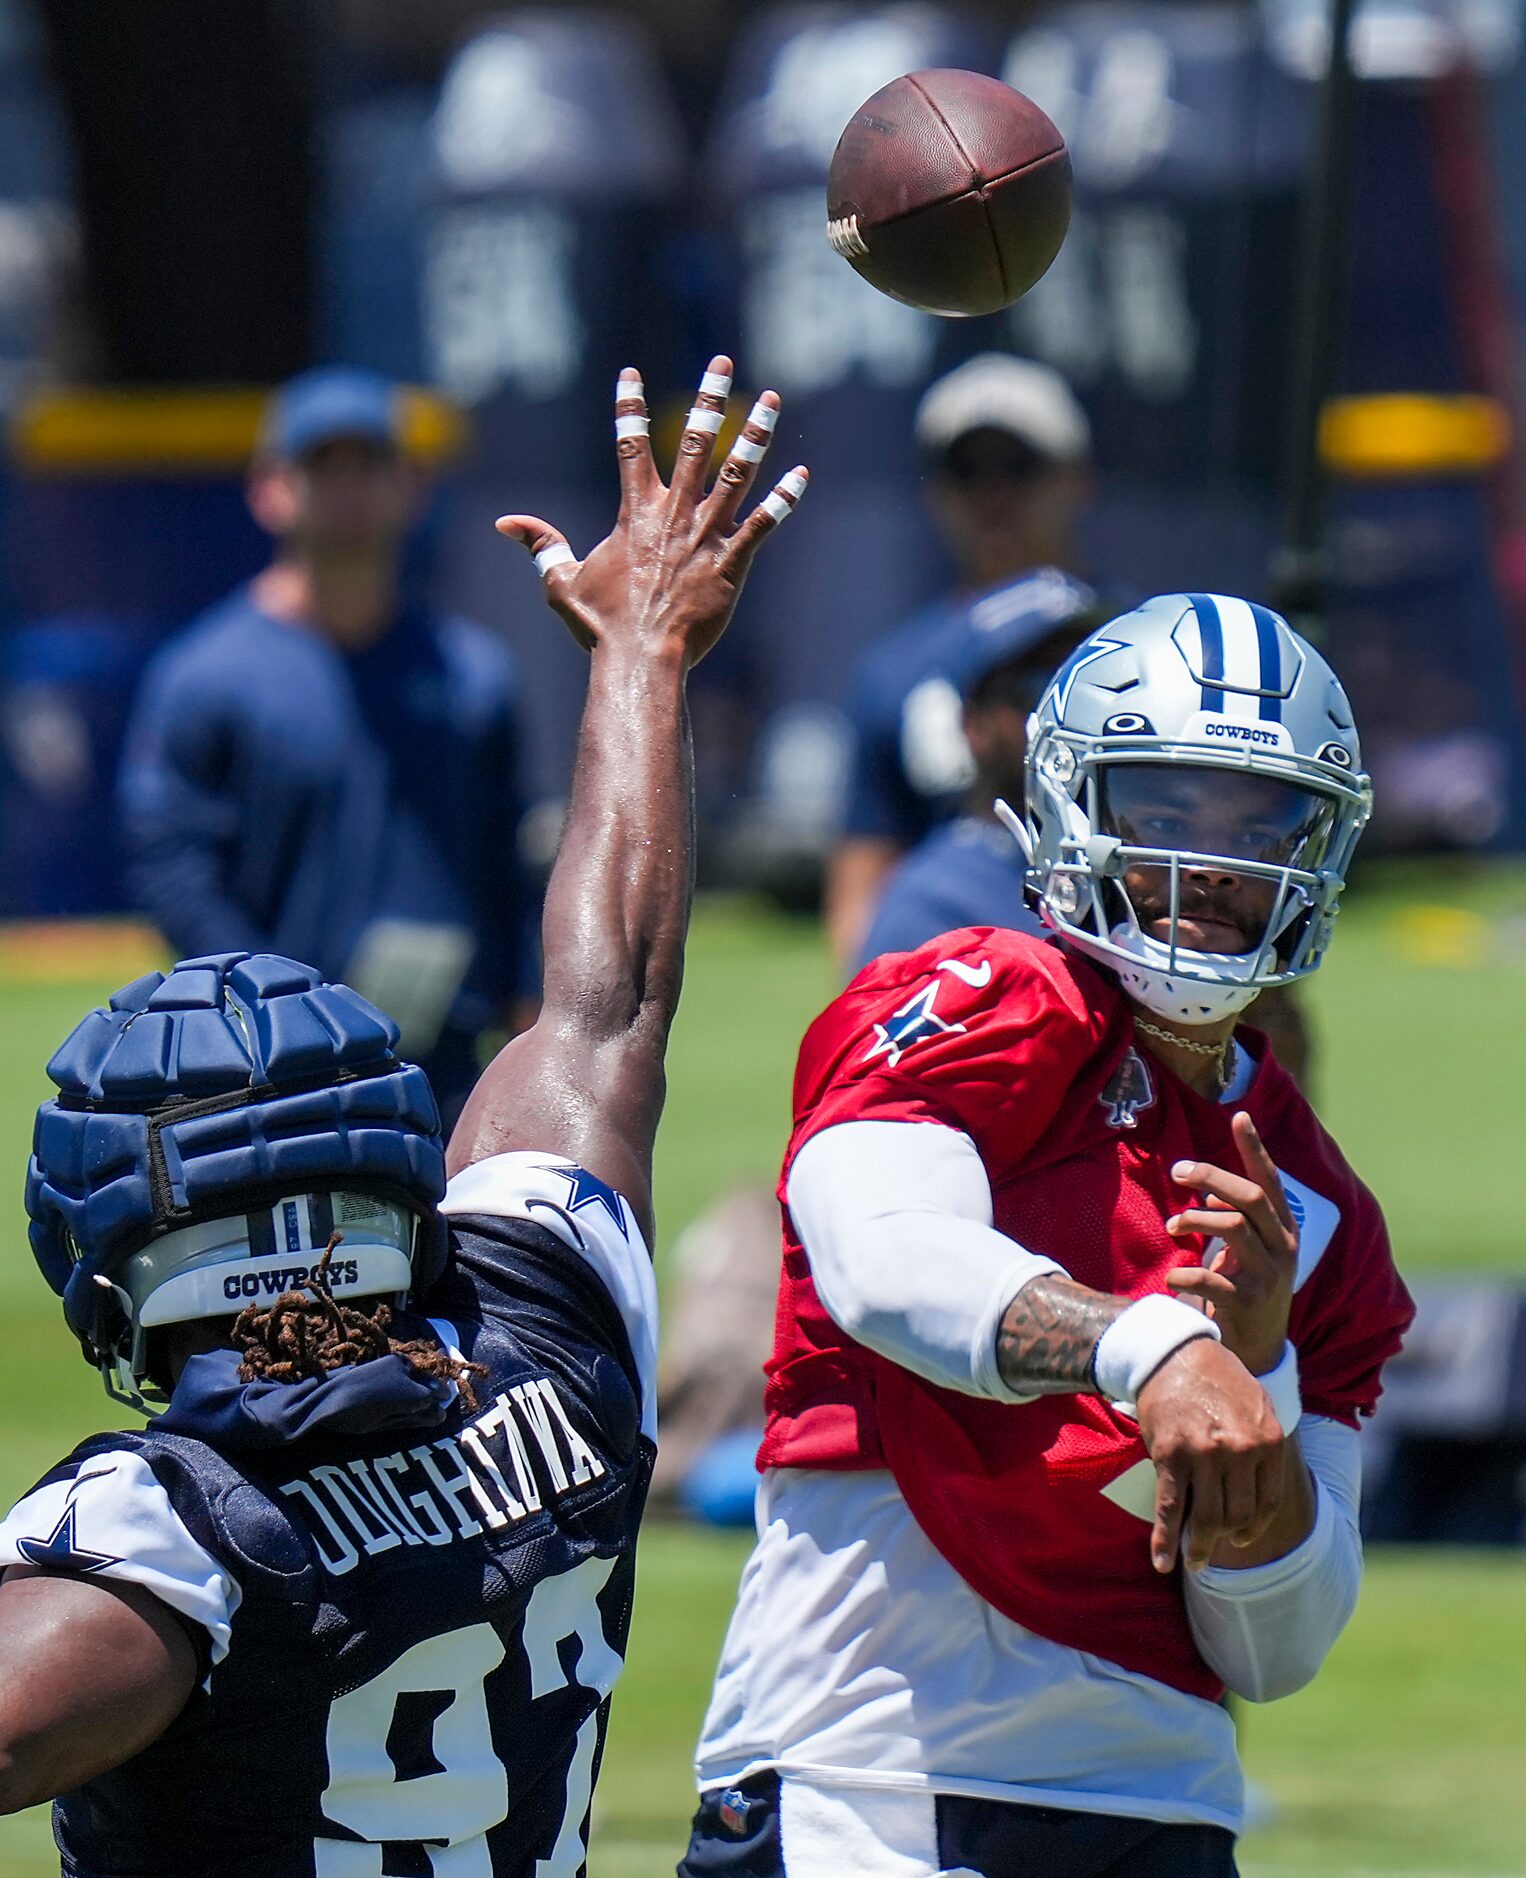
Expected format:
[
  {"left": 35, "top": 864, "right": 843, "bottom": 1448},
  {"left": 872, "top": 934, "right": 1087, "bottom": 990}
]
[
  {"left": 1250, "top": 602, "right": 1284, "bottom": 721},
  {"left": 1186, "top": 593, "right": 1224, "bottom": 711}
]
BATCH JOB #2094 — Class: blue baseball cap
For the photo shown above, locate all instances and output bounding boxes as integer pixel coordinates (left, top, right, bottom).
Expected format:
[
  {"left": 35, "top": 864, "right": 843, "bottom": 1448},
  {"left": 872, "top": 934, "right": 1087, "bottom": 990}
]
[
  {"left": 260, "top": 367, "right": 403, "bottom": 461},
  {"left": 952, "top": 567, "right": 1101, "bottom": 699}
]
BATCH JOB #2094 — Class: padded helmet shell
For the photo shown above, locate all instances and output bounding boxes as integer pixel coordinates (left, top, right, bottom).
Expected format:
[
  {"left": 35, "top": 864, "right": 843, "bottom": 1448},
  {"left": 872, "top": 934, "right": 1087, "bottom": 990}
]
[
  {"left": 1018, "top": 595, "right": 1372, "bottom": 1021},
  {"left": 27, "top": 953, "right": 447, "bottom": 1371}
]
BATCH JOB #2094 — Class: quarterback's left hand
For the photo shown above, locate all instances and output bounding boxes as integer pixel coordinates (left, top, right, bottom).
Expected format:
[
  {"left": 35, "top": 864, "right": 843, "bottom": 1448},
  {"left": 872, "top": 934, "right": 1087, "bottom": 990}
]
[{"left": 1164, "top": 1112, "right": 1298, "bottom": 1377}]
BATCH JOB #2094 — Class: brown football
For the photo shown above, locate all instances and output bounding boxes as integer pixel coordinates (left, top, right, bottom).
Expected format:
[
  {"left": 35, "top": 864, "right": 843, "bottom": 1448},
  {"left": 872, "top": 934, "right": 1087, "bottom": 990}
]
[{"left": 826, "top": 69, "right": 1072, "bottom": 318}]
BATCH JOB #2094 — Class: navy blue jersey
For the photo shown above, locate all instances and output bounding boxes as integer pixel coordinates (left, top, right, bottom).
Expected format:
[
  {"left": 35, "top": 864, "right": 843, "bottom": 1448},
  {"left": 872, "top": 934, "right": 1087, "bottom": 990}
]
[
  {"left": 0, "top": 1154, "right": 657, "bottom": 1878},
  {"left": 117, "top": 590, "right": 539, "bottom": 1098},
  {"left": 841, "top": 594, "right": 979, "bottom": 848},
  {"left": 855, "top": 818, "right": 1044, "bottom": 972}
]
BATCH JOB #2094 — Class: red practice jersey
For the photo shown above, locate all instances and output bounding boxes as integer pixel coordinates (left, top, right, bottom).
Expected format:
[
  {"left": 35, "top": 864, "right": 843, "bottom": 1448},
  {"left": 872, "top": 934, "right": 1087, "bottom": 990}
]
[{"left": 762, "top": 927, "right": 1414, "bottom": 1699}]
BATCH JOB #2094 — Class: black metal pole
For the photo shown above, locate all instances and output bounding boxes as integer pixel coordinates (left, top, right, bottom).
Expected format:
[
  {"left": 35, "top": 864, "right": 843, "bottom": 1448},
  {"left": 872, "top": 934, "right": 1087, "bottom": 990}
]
[{"left": 1273, "top": 0, "right": 1361, "bottom": 631}]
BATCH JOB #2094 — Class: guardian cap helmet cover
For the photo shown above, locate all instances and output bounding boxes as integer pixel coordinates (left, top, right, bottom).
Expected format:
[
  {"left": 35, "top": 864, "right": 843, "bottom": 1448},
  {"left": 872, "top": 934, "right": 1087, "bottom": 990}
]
[{"left": 26, "top": 952, "right": 446, "bottom": 1410}]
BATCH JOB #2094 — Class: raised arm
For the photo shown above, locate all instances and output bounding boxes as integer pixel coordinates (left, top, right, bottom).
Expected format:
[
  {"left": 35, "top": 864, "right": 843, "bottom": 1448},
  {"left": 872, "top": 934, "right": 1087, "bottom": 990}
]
[{"left": 446, "top": 357, "right": 806, "bottom": 1244}]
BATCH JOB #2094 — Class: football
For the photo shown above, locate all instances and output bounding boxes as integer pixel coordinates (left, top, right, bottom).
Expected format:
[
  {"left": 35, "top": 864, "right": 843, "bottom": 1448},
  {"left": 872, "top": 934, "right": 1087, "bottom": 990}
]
[{"left": 826, "top": 69, "right": 1072, "bottom": 318}]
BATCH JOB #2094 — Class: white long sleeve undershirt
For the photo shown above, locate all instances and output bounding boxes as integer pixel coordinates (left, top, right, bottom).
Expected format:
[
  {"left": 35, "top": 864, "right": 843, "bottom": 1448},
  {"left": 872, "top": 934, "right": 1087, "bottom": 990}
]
[
  {"left": 786, "top": 1119, "right": 1063, "bottom": 1400},
  {"left": 784, "top": 1114, "right": 1366, "bottom": 1702},
  {"left": 1185, "top": 1413, "right": 1363, "bottom": 1700}
]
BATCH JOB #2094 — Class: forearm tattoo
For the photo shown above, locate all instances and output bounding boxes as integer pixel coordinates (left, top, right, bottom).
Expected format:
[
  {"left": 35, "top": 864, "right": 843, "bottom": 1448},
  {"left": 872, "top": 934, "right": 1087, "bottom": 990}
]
[{"left": 995, "top": 1275, "right": 1127, "bottom": 1396}]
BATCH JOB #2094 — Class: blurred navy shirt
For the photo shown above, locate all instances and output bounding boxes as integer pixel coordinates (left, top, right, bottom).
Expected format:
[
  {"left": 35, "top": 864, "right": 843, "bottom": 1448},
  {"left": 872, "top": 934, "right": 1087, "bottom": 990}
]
[
  {"left": 855, "top": 816, "right": 1044, "bottom": 973},
  {"left": 842, "top": 568, "right": 1102, "bottom": 851},
  {"left": 119, "top": 589, "right": 536, "bottom": 1112},
  {"left": 841, "top": 592, "right": 976, "bottom": 850}
]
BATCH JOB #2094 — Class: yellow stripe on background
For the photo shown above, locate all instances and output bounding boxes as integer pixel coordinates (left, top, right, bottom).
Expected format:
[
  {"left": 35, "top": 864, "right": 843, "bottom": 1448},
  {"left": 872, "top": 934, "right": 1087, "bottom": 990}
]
[
  {"left": 10, "top": 386, "right": 466, "bottom": 474},
  {"left": 0, "top": 920, "right": 163, "bottom": 986},
  {"left": 1319, "top": 393, "right": 1511, "bottom": 478}
]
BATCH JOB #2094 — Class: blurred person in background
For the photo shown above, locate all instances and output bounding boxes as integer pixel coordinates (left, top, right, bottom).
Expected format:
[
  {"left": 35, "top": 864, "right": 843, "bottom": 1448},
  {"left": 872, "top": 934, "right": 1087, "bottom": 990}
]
[
  {"left": 825, "top": 353, "right": 1094, "bottom": 969},
  {"left": 118, "top": 367, "right": 538, "bottom": 1126},
  {"left": 855, "top": 580, "right": 1101, "bottom": 971}
]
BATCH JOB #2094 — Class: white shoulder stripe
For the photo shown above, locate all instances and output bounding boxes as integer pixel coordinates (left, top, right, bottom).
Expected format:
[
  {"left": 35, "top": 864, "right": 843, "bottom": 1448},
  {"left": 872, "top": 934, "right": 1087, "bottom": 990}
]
[
  {"left": 442, "top": 1152, "right": 659, "bottom": 1441},
  {"left": 0, "top": 1451, "right": 240, "bottom": 1673}
]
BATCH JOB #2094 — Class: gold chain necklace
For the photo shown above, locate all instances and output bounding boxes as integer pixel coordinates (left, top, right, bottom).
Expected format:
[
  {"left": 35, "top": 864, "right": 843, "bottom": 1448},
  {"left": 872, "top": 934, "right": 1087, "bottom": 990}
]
[{"left": 1133, "top": 1016, "right": 1232, "bottom": 1098}]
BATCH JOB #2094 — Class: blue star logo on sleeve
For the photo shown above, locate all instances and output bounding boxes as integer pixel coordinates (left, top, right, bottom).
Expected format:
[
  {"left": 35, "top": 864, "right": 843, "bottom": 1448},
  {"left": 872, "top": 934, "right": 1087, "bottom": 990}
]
[
  {"left": 537, "top": 1164, "right": 629, "bottom": 1239},
  {"left": 14, "top": 1498, "right": 120, "bottom": 1574},
  {"left": 863, "top": 979, "right": 967, "bottom": 1069}
]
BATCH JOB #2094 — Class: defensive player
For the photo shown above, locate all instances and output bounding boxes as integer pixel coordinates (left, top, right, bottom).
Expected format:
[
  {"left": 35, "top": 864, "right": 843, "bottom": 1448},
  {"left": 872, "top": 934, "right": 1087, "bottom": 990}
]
[
  {"left": 0, "top": 357, "right": 806, "bottom": 1875},
  {"left": 682, "top": 594, "right": 1414, "bottom": 1877}
]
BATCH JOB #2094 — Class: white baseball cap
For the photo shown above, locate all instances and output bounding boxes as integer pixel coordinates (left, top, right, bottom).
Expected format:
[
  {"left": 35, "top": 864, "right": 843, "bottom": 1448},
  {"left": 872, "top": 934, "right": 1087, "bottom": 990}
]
[{"left": 915, "top": 353, "right": 1092, "bottom": 466}]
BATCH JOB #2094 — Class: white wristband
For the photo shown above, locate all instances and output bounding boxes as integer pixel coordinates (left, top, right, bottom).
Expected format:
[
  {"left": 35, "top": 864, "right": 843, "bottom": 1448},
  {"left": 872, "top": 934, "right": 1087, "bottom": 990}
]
[
  {"left": 1255, "top": 1341, "right": 1302, "bottom": 1435},
  {"left": 1093, "top": 1294, "right": 1221, "bottom": 1411}
]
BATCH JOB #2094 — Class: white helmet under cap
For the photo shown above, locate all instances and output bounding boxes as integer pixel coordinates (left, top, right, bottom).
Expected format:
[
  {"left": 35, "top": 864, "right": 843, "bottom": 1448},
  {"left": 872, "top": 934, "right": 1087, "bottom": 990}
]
[{"left": 1005, "top": 592, "right": 1372, "bottom": 1023}]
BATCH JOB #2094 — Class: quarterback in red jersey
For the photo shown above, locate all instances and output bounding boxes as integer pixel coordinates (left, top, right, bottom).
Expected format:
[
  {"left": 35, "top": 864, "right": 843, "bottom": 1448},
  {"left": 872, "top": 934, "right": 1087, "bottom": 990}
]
[{"left": 681, "top": 593, "right": 1413, "bottom": 1878}]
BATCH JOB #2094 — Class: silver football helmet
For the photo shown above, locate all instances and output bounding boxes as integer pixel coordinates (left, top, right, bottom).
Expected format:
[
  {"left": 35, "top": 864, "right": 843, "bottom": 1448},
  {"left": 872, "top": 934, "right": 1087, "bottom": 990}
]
[{"left": 1000, "top": 593, "right": 1372, "bottom": 1023}]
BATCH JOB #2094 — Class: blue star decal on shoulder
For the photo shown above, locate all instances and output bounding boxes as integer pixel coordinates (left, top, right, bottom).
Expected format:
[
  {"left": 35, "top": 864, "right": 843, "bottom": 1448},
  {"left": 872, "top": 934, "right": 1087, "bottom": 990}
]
[
  {"left": 537, "top": 1164, "right": 629, "bottom": 1239},
  {"left": 863, "top": 979, "right": 967, "bottom": 1069},
  {"left": 14, "top": 1498, "right": 120, "bottom": 1574}
]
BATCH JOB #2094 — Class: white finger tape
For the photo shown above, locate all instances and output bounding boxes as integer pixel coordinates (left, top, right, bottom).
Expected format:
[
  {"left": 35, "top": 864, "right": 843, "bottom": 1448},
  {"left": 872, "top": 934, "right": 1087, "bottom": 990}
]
[
  {"left": 684, "top": 407, "right": 725, "bottom": 436},
  {"left": 615, "top": 414, "right": 651, "bottom": 439},
  {"left": 746, "top": 399, "right": 779, "bottom": 433},
  {"left": 728, "top": 435, "right": 768, "bottom": 464},
  {"left": 698, "top": 370, "right": 733, "bottom": 398},
  {"left": 534, "top": 542, "right": 576, "bottom": 578},
  {"left": 761, "top": 471, "right": 807, "bottom": 524},
  {"left": 617, "top": 374, "right": 645, "bottom": 403}
]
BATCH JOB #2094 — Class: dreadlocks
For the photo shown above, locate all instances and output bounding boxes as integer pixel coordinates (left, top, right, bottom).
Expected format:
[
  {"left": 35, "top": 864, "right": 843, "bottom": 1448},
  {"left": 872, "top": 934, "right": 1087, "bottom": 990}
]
[{"left": 233, "top": 1234, "right": 485, "bottom": 1411}]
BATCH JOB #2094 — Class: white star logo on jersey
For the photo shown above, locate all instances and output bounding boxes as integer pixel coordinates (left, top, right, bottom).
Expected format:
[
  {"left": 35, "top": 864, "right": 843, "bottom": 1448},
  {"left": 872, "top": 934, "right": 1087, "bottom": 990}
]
[{"left": 864, "top": 980, "right": 967, "bottom": 1069}]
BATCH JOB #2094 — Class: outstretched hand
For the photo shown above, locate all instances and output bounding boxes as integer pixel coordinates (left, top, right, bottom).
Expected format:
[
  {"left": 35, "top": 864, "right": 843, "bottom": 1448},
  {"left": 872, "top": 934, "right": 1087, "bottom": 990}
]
[
  {"left": 1164, "top": 1111, "right": 1299, "bottom": 1377},
  {"left": 496, "top": 354, "right": 807, "bottom": 672}
]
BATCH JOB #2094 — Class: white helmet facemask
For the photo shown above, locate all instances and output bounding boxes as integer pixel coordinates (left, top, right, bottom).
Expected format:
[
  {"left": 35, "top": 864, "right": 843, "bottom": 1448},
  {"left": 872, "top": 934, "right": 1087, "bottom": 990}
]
[{"left": 1006, "top": 593, "right": 1373, "bottom": 1023}]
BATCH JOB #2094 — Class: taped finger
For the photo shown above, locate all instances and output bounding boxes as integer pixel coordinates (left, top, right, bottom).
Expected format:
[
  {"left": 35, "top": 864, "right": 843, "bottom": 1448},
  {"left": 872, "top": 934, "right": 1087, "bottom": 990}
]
[
  {"left": 725, "top": 396, "right": 779, "bottom": 467},
  {"left": 684, "top": 364, "right": 733, "bottom": 437},
  {"left": 534, "top": 542, "right": 577, "bottom": 580},
  {"left": 615, "top": 370, "right": 650, "bottom": 442},
  {"left": 759, "top": 466, "right": 808, "bottom": 525}
]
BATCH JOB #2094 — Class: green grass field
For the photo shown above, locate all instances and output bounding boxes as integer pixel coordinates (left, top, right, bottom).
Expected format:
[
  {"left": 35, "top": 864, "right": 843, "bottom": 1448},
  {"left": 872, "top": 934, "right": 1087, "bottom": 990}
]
[{"left": 1, "top": 869, "right": 1523, "bottom": 1874}]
